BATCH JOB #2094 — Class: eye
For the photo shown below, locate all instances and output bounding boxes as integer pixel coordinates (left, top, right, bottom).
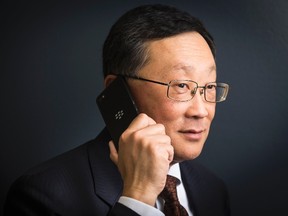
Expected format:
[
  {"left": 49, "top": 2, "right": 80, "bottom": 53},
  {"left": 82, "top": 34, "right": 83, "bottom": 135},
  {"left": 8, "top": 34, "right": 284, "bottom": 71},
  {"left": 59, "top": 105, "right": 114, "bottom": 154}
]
[
  {"left": 177, "top": 83, "right": 189, "bottom": 89},
  {"left": 206, "top": 84, "right": 216, "bottom": 90},
  {"left": 171, "top": 82, "right": 191, "bottom": 94}
]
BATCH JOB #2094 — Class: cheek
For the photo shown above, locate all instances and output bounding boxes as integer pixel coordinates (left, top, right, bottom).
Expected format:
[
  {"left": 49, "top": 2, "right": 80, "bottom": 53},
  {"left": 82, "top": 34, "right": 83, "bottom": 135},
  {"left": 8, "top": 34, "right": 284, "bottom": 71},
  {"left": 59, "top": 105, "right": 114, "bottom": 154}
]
[
  {"left": 131, "top": 85, "right": 176, "bottom": 119},
  {"left": 143, "top": 99, "right": 179, "bottom": 122},
  {"left": 150, "top": 103, "right": 187, "bottom": 137},
  {"left": 208, "top": 104, "right": 216, "bottom": 122},
  {"left": 203, "top": 105, "right": 216, "bottom": 139},
  {"left": 137, "top": 94, "right": 182, "bottom": 126}
]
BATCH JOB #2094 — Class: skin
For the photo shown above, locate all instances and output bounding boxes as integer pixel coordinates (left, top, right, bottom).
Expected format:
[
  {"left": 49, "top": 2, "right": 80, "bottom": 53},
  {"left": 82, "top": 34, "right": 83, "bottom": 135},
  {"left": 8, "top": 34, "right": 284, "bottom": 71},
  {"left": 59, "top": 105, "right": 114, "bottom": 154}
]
[{"left": 106, "top": 32, "right": 216, "bottom": 206}]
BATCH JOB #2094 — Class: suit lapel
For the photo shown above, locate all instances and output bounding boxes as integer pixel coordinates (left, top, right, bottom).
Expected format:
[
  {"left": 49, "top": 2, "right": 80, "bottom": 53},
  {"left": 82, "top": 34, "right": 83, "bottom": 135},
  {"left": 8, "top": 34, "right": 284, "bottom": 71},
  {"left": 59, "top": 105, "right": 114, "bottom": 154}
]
[
  {"left": 180, "top": 160, "right": 203, "bottom": 216},
  {"left": 180, "top": 160, "right": 228, "bottom": 216},
  {"left": 87, "top": 128, "right": 123, "bottom": 207}
]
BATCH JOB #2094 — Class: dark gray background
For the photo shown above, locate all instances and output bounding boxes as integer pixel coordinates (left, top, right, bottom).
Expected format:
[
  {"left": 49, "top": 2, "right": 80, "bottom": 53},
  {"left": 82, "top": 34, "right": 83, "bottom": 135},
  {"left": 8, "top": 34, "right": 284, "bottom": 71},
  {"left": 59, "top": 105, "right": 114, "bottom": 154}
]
[{"left": 2, "top": 0, "right": 288, "bottom": 215}]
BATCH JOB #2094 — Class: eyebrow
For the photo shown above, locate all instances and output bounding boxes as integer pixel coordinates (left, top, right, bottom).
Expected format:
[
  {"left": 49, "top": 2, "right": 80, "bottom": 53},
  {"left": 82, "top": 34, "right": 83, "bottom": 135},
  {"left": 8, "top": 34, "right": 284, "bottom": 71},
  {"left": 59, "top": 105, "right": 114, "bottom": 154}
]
[{"left": 171, "top": 63, "right": 216, "bottom": 74}]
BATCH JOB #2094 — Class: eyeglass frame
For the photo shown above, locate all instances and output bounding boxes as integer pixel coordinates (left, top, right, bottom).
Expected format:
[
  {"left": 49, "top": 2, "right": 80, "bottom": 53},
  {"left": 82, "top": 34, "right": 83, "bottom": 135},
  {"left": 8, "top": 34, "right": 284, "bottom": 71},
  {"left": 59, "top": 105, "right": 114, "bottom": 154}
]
[{"left": 119, "top": 74, "right": 229, "bottom": 103}]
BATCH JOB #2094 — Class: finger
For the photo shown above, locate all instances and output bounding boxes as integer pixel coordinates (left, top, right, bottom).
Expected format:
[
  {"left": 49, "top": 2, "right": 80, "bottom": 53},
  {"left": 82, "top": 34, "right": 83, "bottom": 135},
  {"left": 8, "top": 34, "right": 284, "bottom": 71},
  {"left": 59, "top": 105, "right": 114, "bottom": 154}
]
[
  {"left": 109, "top": 141, "right": 118, "bottom": 164},
  {"left": 128, "top": 113, "right": 156, "bottom": 132},
  {"left": 140, "top": 123, "right": 166, "bottom": 136},
  {"left": 149, "top": 134, "right": 174, "bottom": 162},
  {"left": 146, "top": 114, "right": 157, "bottom": 125},
  {"left": 167, "top": 145, "right": 174, "bottom": 162}
]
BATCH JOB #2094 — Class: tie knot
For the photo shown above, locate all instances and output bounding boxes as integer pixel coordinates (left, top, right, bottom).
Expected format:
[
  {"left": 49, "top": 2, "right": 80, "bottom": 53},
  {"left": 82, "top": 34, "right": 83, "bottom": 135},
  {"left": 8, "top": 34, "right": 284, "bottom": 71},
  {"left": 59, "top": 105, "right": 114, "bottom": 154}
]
[{"left": 166, "top": 175, "right": 179, "bottom": 190}]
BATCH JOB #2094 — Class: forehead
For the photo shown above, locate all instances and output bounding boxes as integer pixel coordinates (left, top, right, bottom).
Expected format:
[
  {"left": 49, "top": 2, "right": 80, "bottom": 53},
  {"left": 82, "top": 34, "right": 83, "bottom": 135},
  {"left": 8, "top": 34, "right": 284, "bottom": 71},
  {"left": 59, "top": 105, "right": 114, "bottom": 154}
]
[{"left": 141, "top": 32, "right": 216, "bottom": 80}]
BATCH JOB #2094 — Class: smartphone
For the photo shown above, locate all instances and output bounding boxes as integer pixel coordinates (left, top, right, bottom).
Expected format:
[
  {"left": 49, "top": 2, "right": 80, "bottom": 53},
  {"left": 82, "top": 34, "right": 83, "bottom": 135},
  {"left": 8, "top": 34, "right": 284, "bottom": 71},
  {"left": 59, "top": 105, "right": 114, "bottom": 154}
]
[{"left": 96, "top": 76, "right": 138, "bottom": 148}]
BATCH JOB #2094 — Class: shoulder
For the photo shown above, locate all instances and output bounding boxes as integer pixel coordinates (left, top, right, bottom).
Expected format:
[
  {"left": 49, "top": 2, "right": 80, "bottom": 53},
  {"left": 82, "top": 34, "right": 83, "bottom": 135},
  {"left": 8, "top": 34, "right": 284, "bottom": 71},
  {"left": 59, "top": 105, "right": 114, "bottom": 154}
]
[
  {"left": 5, "top": 139, "right": 94, "bottom": 210},
  {"left": 20, "top": 128, "right": 110, "bottom": 179},
  {"left": 22, "top": 139, "right": 92, "bottom": 180},
  {"left": 9, "top": 127, "right": 112, "bottom": 191},
  {"left": 4, "top": 128, "right": 112, "bottom": 215}
]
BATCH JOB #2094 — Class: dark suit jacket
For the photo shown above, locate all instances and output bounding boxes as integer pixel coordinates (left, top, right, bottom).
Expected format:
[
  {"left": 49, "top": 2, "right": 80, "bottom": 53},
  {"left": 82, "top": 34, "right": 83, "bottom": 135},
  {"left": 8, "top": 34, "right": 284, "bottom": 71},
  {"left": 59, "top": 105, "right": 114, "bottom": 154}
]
[{"left": 4, "top": 128, "right": 230, "bottom": 216}]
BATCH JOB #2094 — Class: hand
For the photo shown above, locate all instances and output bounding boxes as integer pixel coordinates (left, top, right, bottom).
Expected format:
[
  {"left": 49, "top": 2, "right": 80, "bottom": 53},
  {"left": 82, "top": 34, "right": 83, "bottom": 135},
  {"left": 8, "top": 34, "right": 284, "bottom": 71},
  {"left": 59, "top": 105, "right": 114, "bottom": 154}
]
[{"left": 109, "top": 113, "right": 174, "bottom": 206}]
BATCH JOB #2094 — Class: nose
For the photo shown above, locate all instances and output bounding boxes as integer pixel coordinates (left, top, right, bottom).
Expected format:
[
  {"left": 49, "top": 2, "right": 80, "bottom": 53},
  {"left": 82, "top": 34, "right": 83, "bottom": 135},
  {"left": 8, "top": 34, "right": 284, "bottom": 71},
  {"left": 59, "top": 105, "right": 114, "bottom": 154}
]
[{"left": 186, "top": 88, "right": 209, "bottom": 118}]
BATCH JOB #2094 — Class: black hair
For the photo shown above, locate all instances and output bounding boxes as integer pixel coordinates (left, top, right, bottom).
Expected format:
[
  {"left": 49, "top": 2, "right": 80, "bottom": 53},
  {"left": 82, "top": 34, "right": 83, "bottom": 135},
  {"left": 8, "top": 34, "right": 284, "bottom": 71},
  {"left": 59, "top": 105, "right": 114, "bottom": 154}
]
[{"left": 102, "top": 4, "right": 215, "bottom": 77}]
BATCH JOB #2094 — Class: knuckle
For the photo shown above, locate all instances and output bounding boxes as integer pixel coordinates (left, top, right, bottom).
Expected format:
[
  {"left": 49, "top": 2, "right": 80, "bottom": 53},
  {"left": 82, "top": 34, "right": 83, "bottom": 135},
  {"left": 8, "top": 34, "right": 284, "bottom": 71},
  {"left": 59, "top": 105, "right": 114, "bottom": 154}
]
[
  {"left": 119, "top": 130, "right": 129, "bottom": 142},
  {"left": 156, "top": 124, "right": 166, "bottom": 133},
  {"left": 138, "top": 113, "right": 148, "bottom": 120},
  {"left": 158, "top": 123, "right": 165, "bottom": 130},
  {"left": 166, "top": 135, "right": 171, "bottom": 143},
  {"left": 131, "top": 129, "right": 143, "bottom": 141}
]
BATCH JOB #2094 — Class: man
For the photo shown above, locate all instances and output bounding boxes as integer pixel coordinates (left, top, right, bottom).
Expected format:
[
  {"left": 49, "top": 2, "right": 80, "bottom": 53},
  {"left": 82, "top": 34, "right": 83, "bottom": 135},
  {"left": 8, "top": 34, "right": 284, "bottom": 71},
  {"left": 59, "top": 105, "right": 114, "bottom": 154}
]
[{"left": 4, "top": 4, "right": 230, "bottom": 216}]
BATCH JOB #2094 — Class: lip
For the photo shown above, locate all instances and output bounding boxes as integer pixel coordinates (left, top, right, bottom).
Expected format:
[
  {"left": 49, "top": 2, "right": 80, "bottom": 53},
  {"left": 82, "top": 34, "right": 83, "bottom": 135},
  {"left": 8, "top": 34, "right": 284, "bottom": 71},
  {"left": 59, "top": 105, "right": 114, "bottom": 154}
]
[{"left": 178, "top": 129, "right": 205, "bottom": 141}]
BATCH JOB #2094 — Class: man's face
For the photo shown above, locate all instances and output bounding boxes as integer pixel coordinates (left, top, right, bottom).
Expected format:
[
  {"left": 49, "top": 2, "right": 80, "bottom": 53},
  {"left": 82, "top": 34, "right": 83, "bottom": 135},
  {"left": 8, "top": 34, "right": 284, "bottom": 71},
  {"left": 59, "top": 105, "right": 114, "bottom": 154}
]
[{"left": 127, "top": 32, "right": 216, "bottom": 162}]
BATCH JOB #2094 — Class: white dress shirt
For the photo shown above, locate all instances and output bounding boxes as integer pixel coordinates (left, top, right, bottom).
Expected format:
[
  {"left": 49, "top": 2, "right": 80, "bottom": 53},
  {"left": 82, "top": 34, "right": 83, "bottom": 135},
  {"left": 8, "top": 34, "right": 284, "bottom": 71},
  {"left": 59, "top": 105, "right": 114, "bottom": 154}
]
[{"left": 119, "top": 163, "right": 193, "bottom": 216}]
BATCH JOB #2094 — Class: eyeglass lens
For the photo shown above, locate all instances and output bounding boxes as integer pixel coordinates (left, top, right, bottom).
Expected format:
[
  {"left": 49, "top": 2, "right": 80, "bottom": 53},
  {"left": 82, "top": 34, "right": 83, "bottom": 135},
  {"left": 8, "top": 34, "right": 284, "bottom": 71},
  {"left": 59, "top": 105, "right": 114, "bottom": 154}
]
[{"left": 168, "top": 80, "right": 228, "bottom": 102}]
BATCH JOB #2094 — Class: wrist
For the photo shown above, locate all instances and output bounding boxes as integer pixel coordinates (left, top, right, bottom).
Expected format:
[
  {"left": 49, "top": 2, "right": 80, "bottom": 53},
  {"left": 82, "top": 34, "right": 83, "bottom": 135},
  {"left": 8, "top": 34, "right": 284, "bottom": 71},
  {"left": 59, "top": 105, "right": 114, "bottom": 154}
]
[{"left": 122, "top": 186, "right": 158, "bottom": 206}]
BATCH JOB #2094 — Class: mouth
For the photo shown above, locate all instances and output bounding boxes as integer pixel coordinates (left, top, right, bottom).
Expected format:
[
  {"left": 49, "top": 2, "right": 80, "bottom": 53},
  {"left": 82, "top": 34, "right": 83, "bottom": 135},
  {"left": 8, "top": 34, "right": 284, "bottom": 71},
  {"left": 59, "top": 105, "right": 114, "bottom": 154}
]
[{"left": 178, "top": 129, "right": 205, "bottom": 141}]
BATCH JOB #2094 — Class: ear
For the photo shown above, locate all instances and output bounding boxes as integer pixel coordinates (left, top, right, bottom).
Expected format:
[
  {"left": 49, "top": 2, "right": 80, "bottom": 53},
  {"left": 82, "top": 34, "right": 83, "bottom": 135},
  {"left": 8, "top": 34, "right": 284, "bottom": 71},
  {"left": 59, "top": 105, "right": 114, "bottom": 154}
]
[{"left": 104, "top": 74, "right": 117, "bottom": 87}]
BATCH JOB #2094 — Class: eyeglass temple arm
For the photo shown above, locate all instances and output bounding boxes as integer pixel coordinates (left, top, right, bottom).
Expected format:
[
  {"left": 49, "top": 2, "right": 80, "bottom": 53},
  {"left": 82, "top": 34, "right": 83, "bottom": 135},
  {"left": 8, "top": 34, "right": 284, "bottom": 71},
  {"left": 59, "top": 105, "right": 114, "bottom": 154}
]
[{"left": 124, "top": 75, "right": 169, "bottom": 86}]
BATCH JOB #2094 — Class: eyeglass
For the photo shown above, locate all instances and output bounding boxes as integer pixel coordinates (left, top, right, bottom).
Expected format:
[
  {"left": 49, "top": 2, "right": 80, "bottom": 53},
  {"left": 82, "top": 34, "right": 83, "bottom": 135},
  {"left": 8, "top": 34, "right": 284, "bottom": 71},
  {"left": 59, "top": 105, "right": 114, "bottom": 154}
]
[{"left": 122, "top": 75, "right": 229, "bottom": 103}]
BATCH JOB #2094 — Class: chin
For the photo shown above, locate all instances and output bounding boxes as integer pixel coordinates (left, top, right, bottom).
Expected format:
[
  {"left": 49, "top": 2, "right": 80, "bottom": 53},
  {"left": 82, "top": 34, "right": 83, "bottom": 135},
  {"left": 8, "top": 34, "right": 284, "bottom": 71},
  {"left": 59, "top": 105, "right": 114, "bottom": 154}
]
[
  {"left": 171, "top": 135, "right": 206, "bottom": 162},
  {"left": 173, "top": 148, "right": 203, "bottom": 163}
]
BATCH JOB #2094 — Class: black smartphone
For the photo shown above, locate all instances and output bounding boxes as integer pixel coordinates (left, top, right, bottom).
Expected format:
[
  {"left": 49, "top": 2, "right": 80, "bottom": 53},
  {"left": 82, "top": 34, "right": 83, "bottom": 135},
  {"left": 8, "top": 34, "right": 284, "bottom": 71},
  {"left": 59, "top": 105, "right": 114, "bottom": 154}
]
[{"left": 96, "top": 76, "right": 138, "bottom": 148}]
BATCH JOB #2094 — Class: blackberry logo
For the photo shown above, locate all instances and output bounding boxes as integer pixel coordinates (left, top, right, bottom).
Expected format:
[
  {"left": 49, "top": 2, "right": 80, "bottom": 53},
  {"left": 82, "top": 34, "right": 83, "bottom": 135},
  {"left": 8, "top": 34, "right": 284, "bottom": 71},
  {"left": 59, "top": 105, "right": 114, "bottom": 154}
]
[{"left": 115, "top": 110, "right": 124, "bottom": 120}]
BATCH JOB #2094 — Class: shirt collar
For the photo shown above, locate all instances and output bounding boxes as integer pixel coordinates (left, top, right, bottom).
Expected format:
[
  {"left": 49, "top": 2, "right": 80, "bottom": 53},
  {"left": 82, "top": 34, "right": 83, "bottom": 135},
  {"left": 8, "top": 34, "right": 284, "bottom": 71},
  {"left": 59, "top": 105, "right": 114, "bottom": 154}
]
[{"left": 168, "top": 163, "right": 181, "bottom": 184}]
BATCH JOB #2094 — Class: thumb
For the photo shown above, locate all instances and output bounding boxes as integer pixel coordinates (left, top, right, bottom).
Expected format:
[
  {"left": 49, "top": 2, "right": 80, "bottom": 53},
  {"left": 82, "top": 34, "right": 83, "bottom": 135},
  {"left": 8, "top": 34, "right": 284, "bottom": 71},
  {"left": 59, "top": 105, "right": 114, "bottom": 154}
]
[{"left": 109, "top": 140, "right": 118, "bottom": 164}]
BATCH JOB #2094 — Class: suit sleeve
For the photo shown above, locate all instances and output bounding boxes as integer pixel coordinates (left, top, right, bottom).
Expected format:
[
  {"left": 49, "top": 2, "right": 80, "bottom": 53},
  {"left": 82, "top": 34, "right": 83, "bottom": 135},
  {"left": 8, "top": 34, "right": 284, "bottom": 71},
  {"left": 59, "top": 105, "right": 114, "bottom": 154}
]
[{"left": 4, "top": 176, "right": 145, "bottom": 216}]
